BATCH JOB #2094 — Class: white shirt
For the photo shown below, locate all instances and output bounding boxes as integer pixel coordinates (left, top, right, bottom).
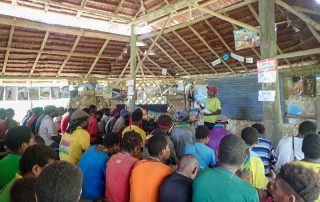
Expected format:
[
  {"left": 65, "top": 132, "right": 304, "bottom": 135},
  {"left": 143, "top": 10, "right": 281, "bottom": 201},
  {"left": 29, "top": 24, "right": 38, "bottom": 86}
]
[
  {"left": 274, "top": 136, "right": 304, "bottom": 173},
  {"left": 39, "top": 115, "right": 57, "bottom": 146}
]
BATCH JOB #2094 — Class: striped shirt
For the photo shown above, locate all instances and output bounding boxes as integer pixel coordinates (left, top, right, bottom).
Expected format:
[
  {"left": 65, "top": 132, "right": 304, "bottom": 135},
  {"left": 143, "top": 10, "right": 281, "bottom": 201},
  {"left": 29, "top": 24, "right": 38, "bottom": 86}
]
[{"left": 252, "top": 137, "right": 272, "bottom": 174}]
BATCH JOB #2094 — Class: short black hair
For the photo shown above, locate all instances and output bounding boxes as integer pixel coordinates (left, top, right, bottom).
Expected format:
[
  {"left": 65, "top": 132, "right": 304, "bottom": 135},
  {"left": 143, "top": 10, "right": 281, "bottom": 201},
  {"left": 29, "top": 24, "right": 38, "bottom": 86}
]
[
  {"left": 35, "top": 161, "right": 83, "bottom": 202},
  {"left": 251, "top": 123, "right": 265, "bottom": 135},
  {"left": 89, "top": 104, "right": 96, "bottom": 110},
  {"left": 94, "top": 110, "right": 103, "bottom": 116},
  {"left": 195, "top": 125, "right": 210, "bottom": 139},
  {"left": 298, "top": 121, "right": 317, "bottom": 136},
  {"left": 219, "top": 135, "right": 246, "bottom": 165},
  {"left": 302, "top": 134, "right": 320, "bottom": 159},
  {"left": 5, "top": 108, "right": 14, "bottom": 115},
  {"left": 4, "top": 126, "right": 33, "bottom": 152},
  {"left": 10, "top": 177, "right": 37, "bottom": 202},
  {"left": 147, "top": 135, "right": 167, "bottom": 157},
  {"left": 82, "top": 108, "right": 90, "bottom": 114},
  {"left": 20, "top": 144, "right": 57, "bottom": 175},
  {"left": 132, "top": 109, "right": 143, "bottom": 122},
  {"left": 103, "top": 132, "right": 121, "bottom": 148},
  {"left": 279, "top": 164, "right": 320, "bottom": 202},
  {"left": 241, "top": 127, "right": 258, "bottom": 146},
  {"left": 35, "top": 136, "right": 45, "bottom": 144},
  {"left": 121, "top": 131, "right": 142, "bottom": 152},
  {"left": 68, "top": 108, "right": 75, "bottom": 113}
]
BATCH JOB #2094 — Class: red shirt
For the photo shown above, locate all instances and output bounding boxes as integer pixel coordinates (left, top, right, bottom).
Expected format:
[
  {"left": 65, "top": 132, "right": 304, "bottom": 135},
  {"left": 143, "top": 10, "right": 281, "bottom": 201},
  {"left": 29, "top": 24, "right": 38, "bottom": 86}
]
[
  {"left": 105, "top": 152, "right": 138, "bottom": 202},
  {"left": 87, "top": 116, "right": 99, "bottom": 142},
  {"left": 0, "top": 121, "right": 8, "bottom": 141},
  {"left": 26, "top": 115, "right": 36, "bottom": 128},
  {"left": 60, "top": 113, "right": 71, "bottom": 135}
]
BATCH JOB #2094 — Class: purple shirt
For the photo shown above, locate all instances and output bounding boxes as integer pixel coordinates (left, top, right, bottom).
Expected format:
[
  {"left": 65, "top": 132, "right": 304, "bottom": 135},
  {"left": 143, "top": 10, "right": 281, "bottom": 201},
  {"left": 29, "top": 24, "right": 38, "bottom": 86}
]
[{"left": 208, "top": 127, "right": 231, "bottom": 160}]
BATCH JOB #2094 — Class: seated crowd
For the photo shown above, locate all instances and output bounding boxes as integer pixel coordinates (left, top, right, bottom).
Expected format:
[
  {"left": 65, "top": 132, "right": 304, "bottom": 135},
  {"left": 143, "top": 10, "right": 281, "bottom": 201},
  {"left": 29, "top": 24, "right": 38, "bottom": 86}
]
[{"left": 0, "top": 105, "right": 319, "bottom": 202}]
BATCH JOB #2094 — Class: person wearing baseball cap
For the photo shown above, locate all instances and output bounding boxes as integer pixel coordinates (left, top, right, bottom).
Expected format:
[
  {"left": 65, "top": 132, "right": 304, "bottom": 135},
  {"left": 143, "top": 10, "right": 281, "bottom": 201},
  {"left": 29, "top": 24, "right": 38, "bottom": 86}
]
[
  {"left": 198, "top": 85, "right": 221, "bottom": 130},
  {"left": 59, "top": 109, "right": 91, "bottom": 165}
]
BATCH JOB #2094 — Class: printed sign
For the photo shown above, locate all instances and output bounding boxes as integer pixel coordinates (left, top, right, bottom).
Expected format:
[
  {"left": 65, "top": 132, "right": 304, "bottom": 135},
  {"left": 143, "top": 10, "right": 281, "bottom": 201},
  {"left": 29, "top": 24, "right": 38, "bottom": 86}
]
[
  {"left": 257, "top": 58, "right": 278, "bottom": 83},
  {"left": 258, "top": 90, "right": 276, "bottom": 102},
  {"left": 211, "top": 58, "right": 221, "bottom": 66}
]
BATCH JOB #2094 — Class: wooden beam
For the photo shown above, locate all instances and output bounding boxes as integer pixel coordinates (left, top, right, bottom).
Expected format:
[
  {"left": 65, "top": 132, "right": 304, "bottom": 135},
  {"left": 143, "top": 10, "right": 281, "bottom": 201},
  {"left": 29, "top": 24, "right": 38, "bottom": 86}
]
[
  {"left": 76, "top": 0, "right": 88, "bottom": 19},
  {"left": 152, "top": 39, "right": 191, "bottom": 76},
  {"left": 195, "top": 5, "right": 259, "bottom": 33},
  {"left": 172, "top": 31, "right": 216, "bottom": 73},
  {"left": 2, "top": 26, "right": 14, "bottom": 76},
  {"left": 129, "top": 23, "right": 137, "bottom": 112},
  {"left": 293, "top": 6, "right": 320, "bottom": 16},
  {"left": 0, "top": 17, "right": 130, "bottom": 42},
  {"left": 307, "top": 24, "right": 320, "bottom": 44},
  {"left": 189, "top": 26, "right": 235, "bottom": 73},
  {"left": 204, "top": 20, "right": 248, "bottom": 72},
  {"left": 135, "top": 13, "right": 173, "bottom": 75},
  {"left": 160, "top": 36, "right": 202, "bottom": 74},
  {"left": 118, "top": 59, "right": 130, "bottom": 79},
  {"left": 276, "top": 48, "right": 320, "bottom": 59},
  {"left": 134, "top": 0, "right": 197, "bottom": 25},
  {"left": 11, "top": 0, "right": 17, "bottom": 6},
  {"left": 275, "top": 0, "right": 320, "bottom": 31},
  {"left": 57, "top": 36, "right": 81, "bottom": 76},
  {"left": 85, "top": 39, "right": 109, "bottom": 78},
  {"left": 110, "top": 0, "right": 126, "bottom": 23},
  {"left": 29, "top": 31, "right": 49, "bottom": 76},
  {"left": 140, "top": 0, "right": 146, "bottom": 15},
  {"left": 136, "top": 50, "right": 145, "bottom": 79},
  {"left": 137, "top": 0, "right": 258, "bottom": 40}
]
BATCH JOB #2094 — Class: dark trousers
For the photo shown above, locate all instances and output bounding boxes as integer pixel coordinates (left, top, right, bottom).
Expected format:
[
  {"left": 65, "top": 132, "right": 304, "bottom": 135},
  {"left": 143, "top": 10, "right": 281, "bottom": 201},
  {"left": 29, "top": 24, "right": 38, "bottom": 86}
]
[{"left": 204, "top": 122, "right": 215, "bottom": 130}]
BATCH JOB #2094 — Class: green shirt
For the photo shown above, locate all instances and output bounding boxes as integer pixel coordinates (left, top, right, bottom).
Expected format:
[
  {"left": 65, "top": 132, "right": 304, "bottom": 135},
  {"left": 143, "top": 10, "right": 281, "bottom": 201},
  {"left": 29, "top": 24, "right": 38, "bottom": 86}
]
[
  {"left": 0, "top": 178, "right": 16, "bottom": 202},
  {"left": 193, "top": 168, "right": 259, "bottom": 202},
  {"left": 0, "top": 154, "right": 21, "bottom": 190},
  {"left": 203, "top": 97, "right": 221, "bottom": 123}
]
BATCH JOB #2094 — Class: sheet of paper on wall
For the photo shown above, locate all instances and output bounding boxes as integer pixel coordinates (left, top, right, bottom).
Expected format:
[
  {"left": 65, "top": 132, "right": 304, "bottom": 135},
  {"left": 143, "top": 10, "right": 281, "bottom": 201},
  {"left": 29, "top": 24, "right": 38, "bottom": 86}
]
[
  {"left": 211, "top": 58, "right": 221, "bottom": 66},
  {"left": 258, "top": 90, "right": 275, "bottom": 102},
  {"left": 257, "top": 57, "right": 278, "bottom": 72},
  {"left": 246, "top": 57, "right": 254, "bottom": 63},
  {"left": 127, "top": 80, "right": 134, "bottom": 87},
  {"left": 162, "top": 68, "right": 167, "bottom": 75},
  {"left": 128, "top": 86, "right": 134, "bottom": 96},
  {"left": 128, "top": 95, "right": 133, "bottom": 100},
  {"left": 258, "top": 70, "right": 276, "bottom": 83}
]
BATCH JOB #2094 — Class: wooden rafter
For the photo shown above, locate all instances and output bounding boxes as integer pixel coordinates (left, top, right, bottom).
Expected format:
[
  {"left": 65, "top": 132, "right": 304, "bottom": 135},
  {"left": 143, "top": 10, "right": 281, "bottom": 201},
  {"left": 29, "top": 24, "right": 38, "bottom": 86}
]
[
  {"left": 110, "top": 0, "right": 126, "bottom": 23},
  {"left": 135, "top": 13, "right": 173, "bottom": 75},
  {"left": 204, "top": 20, "right": 248, "bottom": 72},
  {"left": 57, "top": 36, "right": 81, "bottom": 76},
  {"left": 29, "top": 31, "right": 50, "bottom": 76},
  {"left": 160, "top": 36, "right": 202, "bottom": 74},
  {"left": 85, "top": 39, "right": 109, "bottom": 78},
  {"left": 140, "top": 0, "right": 146, "bottom": 15},
  {"left": 136, "top": 50, "right": 145, "bottom": 80},
  {"left": 152, "top": 39, "right": 190, "bottom": 76},
  {"left": 11, "top": 0, "right": 17, "bottom": 6},
  {"left": 172, "top": 31, "right": 216, "bottom": 73},
  {"left": 76, "top": 0, "right": 88, "bottom": 19},
  {"left": 276, "top": 48, "right": 320, "bottom": 60},
  {"left": 2, "top": 26, "right": 15, "bottom": 76},
  {"left": 293, "top": 6, "right": 320, "bottom": 16},
  {"left": 307, "top": 24, "right": 320, "bottom": 44},
  {"left": 188, "top": 26, "right": 235, "bottom": 73},
  {"left": 118, "top": 59, "right": 131, "bottom": 79}
]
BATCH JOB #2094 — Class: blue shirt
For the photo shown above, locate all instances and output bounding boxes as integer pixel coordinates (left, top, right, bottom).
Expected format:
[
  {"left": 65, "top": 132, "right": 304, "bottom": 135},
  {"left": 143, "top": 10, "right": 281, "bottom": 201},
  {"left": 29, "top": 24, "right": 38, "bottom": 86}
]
[
  {"left": 252, "top": 137, "right": 272, "bottom": 174},
  {"left": 184, "top": 142, "right": 216, "bottom": 169},
  {"left": 78, "top": 146, "right": 109, "bottom": 200}
]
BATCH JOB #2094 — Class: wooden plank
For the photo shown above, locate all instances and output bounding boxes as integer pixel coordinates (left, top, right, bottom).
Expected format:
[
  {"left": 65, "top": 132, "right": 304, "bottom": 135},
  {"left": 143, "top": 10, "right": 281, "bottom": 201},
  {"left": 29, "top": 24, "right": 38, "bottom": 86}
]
[
  {"left": 2, "top": 26, "right": 14, "bottom": 76},
  {"left": 293, "top": 6, "right": 320, "bottom": 16},
  {"left": 110, "top": 0, "right": 126, "bottom": 23},
  {"left": 276, "top": 48, "right": 320, "bottom": 59},
  {"left": 57, "top": 35, "right": 81, "bottom": 76},
  {"left": 0, "top": 18, "right": 130, "bottom": 42},
  {"left": 189, "top": 26, "right": 235, "bottom": 73},
  {"left": 118, "top": 59, "right": 130, "bottom": 79},
  {"left": 129, "top": 23, "right": 137, "bottom": 112},
  {"left": 76, "top": 0, "right": 88, "bottom": 19},
  {"left": 307, "top": 24, "right": 320, "bottom": 43},
  {"left": 85, "top": 39, "right": 109, "bottom": 78},
  {"left": 29, "top": 31, "right": 50, "bottom": 76},
  {"left": 172, "top": 31, "right": 217, "bottom": 73}
]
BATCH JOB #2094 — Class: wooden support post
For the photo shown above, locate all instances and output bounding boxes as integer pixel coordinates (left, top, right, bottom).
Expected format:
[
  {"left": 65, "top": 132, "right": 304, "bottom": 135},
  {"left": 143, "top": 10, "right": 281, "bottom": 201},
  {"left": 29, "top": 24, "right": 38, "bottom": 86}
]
[
  {"left": 29, "top": 31, "right": 49, "bottom": 76},
  {"left": 189, "top": 26, "right": 235, "bottom": 73},
  {"left": 2, "top": 26, "right": 14, "bottom": 76},
  {"left": 85, "top": 39, "right": 109, "bottom": 78},
  {"left": 128, "top": 24, "right": 137, "bottom": 112},
  {"left": 260, "top": 0, "right": 283, "bottom": 145},
  {"left": 57, "top": 35, "right": 81, "bottom": 76}
]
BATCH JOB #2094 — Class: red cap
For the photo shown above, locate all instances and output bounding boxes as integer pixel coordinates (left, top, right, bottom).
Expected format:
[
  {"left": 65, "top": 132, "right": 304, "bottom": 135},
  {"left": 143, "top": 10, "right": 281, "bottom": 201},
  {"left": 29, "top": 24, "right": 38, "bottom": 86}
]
[
  {"left": 207, "top": 85, "right": 218, "bottom": 93},
  {"left": 111, "top": 108, "right": 120, "bottom": 115}
]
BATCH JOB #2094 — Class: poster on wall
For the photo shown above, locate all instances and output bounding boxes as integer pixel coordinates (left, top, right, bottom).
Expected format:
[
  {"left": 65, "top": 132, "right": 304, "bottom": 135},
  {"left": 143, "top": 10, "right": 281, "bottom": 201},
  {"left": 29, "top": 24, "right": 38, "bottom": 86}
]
[
  {"left": 0, "top": 87, "right": 4, "bottom": 101},
  {"left": 79, "top": 83, "right": 95, "bottom": 96},
  {"left": 112, "top": 89, "right": 121, "bottom": 100},
  {"left": 103, "top": 86, "right": 112, "bottom": 98},
  {"left": 233, "top": 28, "right": 260, "bottom": 51},
  {"left": 40, "top": 87, "right": 51, "bottom": 100},
  {"left": 18, "top": 87, "right": 28, "bottom": 100},
  {"left": 29, "top": 87, "right": 39, "bottom": 100},
  {"left": 145, "top": 86, "right": 160, "bottom": 97},
  {"left": 95, "top": 84, "right": 104, "bottom": 96},
  {"left": 257, "top": 58, "right": 277, "bottom": 83},
  {"left": 51, "top": 87, "right": 61, "bottom": 99},
  {"left": 303, "top": 75, "right": 315, "bottom": 95},
  {"left": 61, "top": 86, "right": 70, "bottom": 98},
  {"left": 5, "top": 86, "right": 17, "bottom": 101}
]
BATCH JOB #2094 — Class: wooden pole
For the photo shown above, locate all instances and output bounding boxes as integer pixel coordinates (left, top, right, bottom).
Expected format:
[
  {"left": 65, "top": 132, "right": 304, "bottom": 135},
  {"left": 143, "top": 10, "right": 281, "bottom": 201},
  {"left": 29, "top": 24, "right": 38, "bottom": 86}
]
[
  {"left": 260, "top": 0, "right": 283, "bottom": 145},
  {"left": 128, "top": 24, "right": 137, "bottom": 112}
]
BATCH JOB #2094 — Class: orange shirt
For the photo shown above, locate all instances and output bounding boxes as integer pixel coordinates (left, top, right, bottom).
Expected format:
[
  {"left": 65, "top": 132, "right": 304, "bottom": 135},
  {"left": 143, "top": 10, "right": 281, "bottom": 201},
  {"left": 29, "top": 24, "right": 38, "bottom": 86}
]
[{"left": 130, "top": 160, "right": 172, "bottom": 202}]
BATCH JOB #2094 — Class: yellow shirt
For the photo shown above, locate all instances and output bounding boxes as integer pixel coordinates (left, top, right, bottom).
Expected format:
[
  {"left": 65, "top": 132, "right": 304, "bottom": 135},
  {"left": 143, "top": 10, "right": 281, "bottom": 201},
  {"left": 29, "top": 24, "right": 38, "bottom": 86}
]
[
  {"left": 122, "top": 125, "right": 147, "bottom": 144},
  {"left": 204, "top": 97, "right": 221, "bottom": 123},
  {"left": 59, "top": 126, "right": 90, "bottom": 165}
]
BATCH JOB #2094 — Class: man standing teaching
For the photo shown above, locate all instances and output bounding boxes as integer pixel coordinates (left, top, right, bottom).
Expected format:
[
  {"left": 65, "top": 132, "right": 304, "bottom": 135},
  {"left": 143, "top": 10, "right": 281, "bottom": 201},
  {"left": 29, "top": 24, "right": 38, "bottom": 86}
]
[{"left": 198, "top": 85, "right": 221, "bottom": 130}]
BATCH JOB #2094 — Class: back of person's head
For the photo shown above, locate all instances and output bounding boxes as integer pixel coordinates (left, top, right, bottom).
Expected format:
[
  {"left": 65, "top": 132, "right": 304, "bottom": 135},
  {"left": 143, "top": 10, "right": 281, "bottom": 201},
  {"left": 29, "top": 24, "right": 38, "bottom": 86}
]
[
  {"left": 35, "top": 136, "right": 45, "bottom": 144},
  {"left": 298, "top": 121, "right": 317, "bottom": 136},
  {"left": 67, "top": 108, "right": 75, "bottom": 114},
  {"left": 0, "top": 108, "right": 5, "bottom": 118},
  {"left": 278, "top": 164, "right": 320, "bottom": 202},
  {"left": 10, "top": 177, "right": 37, "bottom": 202},
  {"left": 121, "top": 131, "right": 142, "bottom": 152},
  {"left": 132, "top": 109, "right": 143, "bottom": 123},
  {"left": 251, "top": 123, "right": 265, "bottom": 135},
  {"left": 44, "top": 105, "right": 57, "bottom": 115},
  {"left": 4, "top": 126, "right": 34, "bottom": 153},
  {"left": 89, "top": 104, "right": 97, "bottom": 113},
  {"left": 20, "top": 144, "right": 57, "bottom": 176},
  {"left": 157, "top": 114, "right": 173, "bottom": 129},
  {"left": 195, "top": 125, "right": 210, "bottom": 140},
  {"left": 177, "top": 154, "right": 198, "bottom": 180},
  {"left": 147, "top": 135, "right": 168, "bottom": 157},
  {"left": 103, "top": 132, "right": 121, "bottom": 148},
  {"left": 82, "top": 108, "right": 90, "bottom": 114},
  {"left": 35, "top": 161, "right": 83, "bottom": 202},
  {"left": 219, "top": 135, "right": 246, "bottom": 165},
  {"left": 241, "top": 127, "right": 258, "bottom": 146},
  {"left": 5, "top": 108, "right": 15, "bottom": 119},
  {"left": 302, "top": 134, "right": 320, "bottom": 159},
  {"left": 32, "top": 107, "right": 43, "bottom": 116}
]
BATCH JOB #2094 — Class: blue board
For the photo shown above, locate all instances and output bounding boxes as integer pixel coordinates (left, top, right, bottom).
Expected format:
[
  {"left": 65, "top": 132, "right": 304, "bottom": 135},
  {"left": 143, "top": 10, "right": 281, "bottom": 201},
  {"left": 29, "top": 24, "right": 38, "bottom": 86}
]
[{"left": 208, "top": 74, "right": 284, "bottom": 121}]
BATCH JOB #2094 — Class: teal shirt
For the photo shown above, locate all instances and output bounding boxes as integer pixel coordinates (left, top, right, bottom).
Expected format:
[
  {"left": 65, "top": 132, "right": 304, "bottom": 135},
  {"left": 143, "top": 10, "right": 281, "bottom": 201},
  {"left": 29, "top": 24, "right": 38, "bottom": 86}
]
[
  {"left": 193, "top": 168, "right": 259, "bottom": 202},
  {"left": 0, "top": 154, "right": 21, "bottom": 190}
]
